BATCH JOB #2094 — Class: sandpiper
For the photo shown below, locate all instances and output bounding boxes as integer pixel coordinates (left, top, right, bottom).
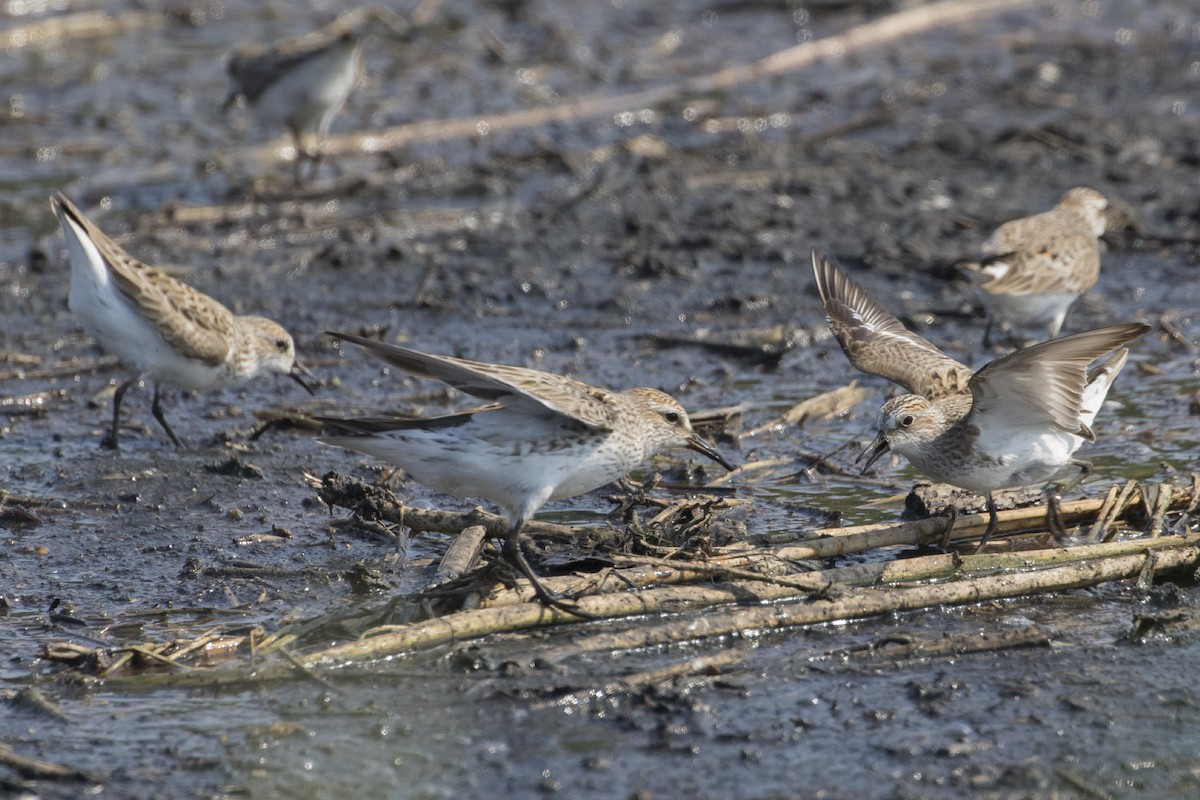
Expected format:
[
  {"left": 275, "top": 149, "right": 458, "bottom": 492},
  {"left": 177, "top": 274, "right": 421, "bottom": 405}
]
[
  {"left": 222, "top": 8, "right": 407, "bottom": 183},
  {"left": 812, "top": 251, "right": 1146, "bottom": 548},
  {"left": 964, "top": 187, "right": 1108, "bottom": 346},
  {"left": 51, "top": 193, "right": 314, "bottom": 449},
  {"left": 318, "top": 331, "right": 734, "bottom": 612}
]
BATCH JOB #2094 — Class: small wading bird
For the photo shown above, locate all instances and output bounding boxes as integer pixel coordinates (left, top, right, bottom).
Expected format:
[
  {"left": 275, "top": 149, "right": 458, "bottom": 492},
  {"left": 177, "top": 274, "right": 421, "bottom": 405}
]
[
  {"left": 317, "top": 331, "right": 735, "bottom": 614},
  {"left": 51, "top": 193, "right": 314, "bottom": 449},
  {"left": 812, "top": 250, "right": 1147, "bottom": 549},
  {"left": 222, "top": 7, "right": 408, "bottom": 183},
  {"left": 963, "top": 187, "right": 1109, "bottom": 347}
]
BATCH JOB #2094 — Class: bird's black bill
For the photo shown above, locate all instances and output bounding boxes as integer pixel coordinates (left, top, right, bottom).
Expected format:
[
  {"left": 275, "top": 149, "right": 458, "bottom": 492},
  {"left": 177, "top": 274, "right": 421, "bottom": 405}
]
[
  {"left": 686, "top": 434, "right": 736, "bottom": 472},
  {"left": 856, "top": 432, "right": 890, "bottom": 474},
  {"left": 290, "top": 362, "right": 317, "bottom": 395}
]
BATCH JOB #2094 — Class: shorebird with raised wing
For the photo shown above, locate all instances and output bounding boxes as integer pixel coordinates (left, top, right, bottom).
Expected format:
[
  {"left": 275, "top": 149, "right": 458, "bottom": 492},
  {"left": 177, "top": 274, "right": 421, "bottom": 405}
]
[{"left": 813, "top": 250, "right": 1146, "bottom": 548}]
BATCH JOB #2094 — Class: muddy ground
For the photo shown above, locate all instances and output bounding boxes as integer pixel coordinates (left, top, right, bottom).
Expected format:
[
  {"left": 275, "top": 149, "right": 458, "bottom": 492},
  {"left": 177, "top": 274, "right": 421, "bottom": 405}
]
[{"left": 2, "top": 0, "right": 1200, "bottom": 797}]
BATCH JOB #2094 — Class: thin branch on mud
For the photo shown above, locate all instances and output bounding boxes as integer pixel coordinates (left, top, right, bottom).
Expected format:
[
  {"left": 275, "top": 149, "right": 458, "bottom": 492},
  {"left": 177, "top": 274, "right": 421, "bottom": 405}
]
[
  {"left": 544, "top": 625, "right": 1050, "bottom": 705},
  {"left": 6, "top": 687, "right": 68, "bottom": 722},
  {"left": 1, "top": 11, "right": 163, "bottom": 51},
  {"left": 1158, "top": 312, "right": 1198, "bottom": 353},
  {"left": 0, "top": 744, "right": 96, "bottom": 782},
  {"left": 37, "top": 476, "right": 1200, "bottom": 678},
  {"left": 736, "top": 382, "right": 870, "bottom": 441},
  {"left": 428, "top": 525, "right": 488, "bottom": 587},
  {"left": 1055, "top": 768, "right": 1118, "bottom": 800},
  {"left": 550, "top": 648, "right": 750, "bottom": 707},
  {"left": 842, "top": 627, "right": 1052, "bottom": 663}
]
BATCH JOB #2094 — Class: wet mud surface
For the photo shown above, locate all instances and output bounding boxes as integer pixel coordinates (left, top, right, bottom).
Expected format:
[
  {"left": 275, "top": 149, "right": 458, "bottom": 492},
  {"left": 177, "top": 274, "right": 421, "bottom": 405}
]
[{"left": 2, "top": 0, "right": 1200, "bottom": 797}]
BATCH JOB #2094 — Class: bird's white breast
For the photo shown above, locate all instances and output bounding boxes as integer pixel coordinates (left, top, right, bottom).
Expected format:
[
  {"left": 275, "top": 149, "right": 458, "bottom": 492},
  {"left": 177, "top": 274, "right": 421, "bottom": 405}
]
[
  {"left": 906, "top": 426, "right": 1083, "bottom": 492},
  {"left": 324, "top": 409, "right": 642, "bottom": 523},
  {"left": 982, "top": 290, "right": 1079, "bottom": 326}
]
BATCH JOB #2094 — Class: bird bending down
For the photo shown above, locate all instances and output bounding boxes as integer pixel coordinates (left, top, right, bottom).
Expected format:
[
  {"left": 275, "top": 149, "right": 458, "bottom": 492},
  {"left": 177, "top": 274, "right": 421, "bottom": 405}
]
[
  {"left": 318, "top": 331, "right": 735, "bottom": 614},
  {"left": 222, "top": 8, "right": 408, "bottom": 183},
  {"left": 812, "top": 250, "right": 1147, "bottom": 549},
  {"left": 51, "top": 193, "right": 314, "bottom": 449},
  {"left": 963, "top": 187, "right": 1109, "bottom": 347}
]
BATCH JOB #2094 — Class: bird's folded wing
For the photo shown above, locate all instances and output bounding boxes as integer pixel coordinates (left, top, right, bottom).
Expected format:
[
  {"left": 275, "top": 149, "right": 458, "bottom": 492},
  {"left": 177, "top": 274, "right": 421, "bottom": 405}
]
[
  {"left": 52, "top": 193, "right": 232, "bottom": 367},
  {"left": 978, "top": 230, "right": 1100, "bottom": 295}
]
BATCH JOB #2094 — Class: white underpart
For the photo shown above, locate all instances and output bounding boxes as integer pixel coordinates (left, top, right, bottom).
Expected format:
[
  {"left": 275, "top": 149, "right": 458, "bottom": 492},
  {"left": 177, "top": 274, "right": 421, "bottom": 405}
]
[
  {"left": 936, "top": 426, "right": 1085, "bottom": 491},
  {"left": 984, "top": 289, "right": 1079, "bottom": 328},
  {"left": 321, "top": 408, "right": 652, "bottom": 524},
  {"left": 897, "top": 349, "right": 1129, "bottom": 492}
]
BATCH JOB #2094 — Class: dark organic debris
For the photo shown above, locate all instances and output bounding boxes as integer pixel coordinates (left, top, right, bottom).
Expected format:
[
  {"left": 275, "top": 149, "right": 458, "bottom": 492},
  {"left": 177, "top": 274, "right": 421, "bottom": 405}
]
[
  {"left": 643, "top": 326, "right": 803, "bottom": 368},
  {"left": 204, "top": 457, "right": 266, "bottom": 480}
]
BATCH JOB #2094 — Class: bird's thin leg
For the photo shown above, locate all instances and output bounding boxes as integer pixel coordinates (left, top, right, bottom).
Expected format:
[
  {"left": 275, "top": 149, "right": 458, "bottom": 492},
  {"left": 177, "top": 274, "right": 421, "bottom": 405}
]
[
  {"left": 1056, "top": 458, "right": 1100, "bottom": 540},
  {"left": 1044, "top": 458, "right": 1094, "bottom": 542},
  {"left": 150, "top": 383, "right": 185, "bottom": 448},
  {"left": 307, "top": 146, "right": 324, "bottom": 183},
  {"left": 500, "top": 526, "right": 595, "bottom": 619},
  {"left": 1047, "top": 311, "right": 1065, "bottom": 340},
  {"left": 1046, "top": 492, "right": 1071, "bottom": 543},
  {"left": 938, "top": 506, "right": 959, "bottom": 550},
  {"left": 103, "top": 376, "right": 140, "bottom": 450},
  {"left": 973, "top": 492, "right": 1000, "bottom": 552},
  {"left": 290, "top": 127, "right": 305, "bottom": 185},
  {"left": 982, "top": 316, "right": 996, "bottom": 349}
]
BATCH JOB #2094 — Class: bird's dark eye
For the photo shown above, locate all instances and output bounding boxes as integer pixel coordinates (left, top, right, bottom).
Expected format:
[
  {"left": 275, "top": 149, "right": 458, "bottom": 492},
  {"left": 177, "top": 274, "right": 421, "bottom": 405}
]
[
  {"left": 900, "top": 414, "right": 915, "bottom": 427},
  {"left": 664, "top": 411, "right": 681, "bottom": 424},
  {"left": 275, "top": 339, "right": 289, "bottom": 351}
]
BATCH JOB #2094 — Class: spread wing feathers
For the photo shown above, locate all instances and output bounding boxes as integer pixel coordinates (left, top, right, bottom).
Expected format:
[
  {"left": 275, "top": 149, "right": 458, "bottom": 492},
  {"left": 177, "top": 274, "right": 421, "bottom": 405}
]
[
  {"left": 327, "top": 331, "right": 621, "bottom": 430},
  {"left": 811, "top": 251, "right": 973, "bottom": 400},
  {"left": 1078, "top": 347, "right": 1130, "bottom": 432},
  {"left": 967, "top": 323, "right": 1148, "bottom": 438},
  {"left": 52, "top": 193, "right": 233, "bottom": 367}
]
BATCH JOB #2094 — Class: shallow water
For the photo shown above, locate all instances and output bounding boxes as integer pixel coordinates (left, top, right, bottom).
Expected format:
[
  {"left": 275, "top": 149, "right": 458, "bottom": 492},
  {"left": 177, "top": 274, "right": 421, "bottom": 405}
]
[{"left": 2, "top": 0, "right": 1200, "bottom": 797}]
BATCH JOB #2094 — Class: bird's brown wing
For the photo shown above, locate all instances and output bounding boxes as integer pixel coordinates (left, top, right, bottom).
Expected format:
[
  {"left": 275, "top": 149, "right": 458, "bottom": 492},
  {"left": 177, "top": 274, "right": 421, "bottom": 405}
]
[
  {"left": 967, "top": 323, "right": 1148, "bottom": 436},
  {"left": 327, "top": 331, "right": 621, "bottom": 430},
  {"left": 52, "top": 193, "right": 232, "bottom": 367},
  {"left": 811, "top": 251, "right": 972, "bottom": 400}
]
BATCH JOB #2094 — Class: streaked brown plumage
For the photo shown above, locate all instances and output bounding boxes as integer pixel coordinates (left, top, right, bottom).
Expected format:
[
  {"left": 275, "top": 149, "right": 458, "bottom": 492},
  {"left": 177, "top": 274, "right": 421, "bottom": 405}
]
[
  {"left": 318, "top": 331, "right": 734, "bottom": 614},
  {"left": 51, "top": 192, "right": 313, "bottom": 448},
  {"left": 812, "top": 250, "right": 1146, "bottom": 548},
  {"left": 966, "top": 187, "right": 1108, "bottom": 344}
]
